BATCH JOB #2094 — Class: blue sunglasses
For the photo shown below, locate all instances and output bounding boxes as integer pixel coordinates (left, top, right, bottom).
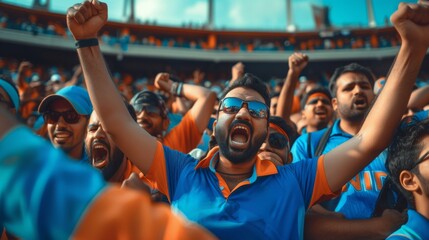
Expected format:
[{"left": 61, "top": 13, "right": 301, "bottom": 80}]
[{"left": 219, "top": 97, "right": 268, "bottom": 119}]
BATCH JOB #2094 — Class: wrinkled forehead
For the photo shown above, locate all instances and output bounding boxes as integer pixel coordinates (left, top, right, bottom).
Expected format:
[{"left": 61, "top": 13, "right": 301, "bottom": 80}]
[{"left": 223, "top": 87, "right": 265, "bottom": 103}]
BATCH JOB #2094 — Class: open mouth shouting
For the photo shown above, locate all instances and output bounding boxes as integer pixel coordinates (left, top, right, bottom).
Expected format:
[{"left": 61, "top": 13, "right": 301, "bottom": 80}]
[
  {"left": 353, "top": 97, "right": 368, "bottom": 109},
  {"left": 229, "top": 121, "right": 252, "bottom": 150},
  {"left": 91, "top": 140, "right": 110, "bottom": 168},
  {"left": 314, "top": 107, "right": 328, "bottom": 118}
]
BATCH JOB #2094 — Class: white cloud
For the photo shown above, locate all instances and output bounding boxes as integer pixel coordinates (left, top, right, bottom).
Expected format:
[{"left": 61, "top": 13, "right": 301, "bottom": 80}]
[{"left": 184, "top": 1, "right": 208, "bottom": 20}]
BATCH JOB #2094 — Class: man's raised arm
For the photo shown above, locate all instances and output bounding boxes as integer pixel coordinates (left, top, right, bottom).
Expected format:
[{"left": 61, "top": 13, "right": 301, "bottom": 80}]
[
  {"left": 324, "top": 2, "right": 429, "bottom": 192},
  {"left": 66, "top": 0, "right": 156, "bottom": 173}
]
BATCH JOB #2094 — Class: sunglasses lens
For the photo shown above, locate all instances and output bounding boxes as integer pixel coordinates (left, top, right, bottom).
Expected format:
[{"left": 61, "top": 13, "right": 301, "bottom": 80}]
[
  {"left": 269, "top": 132, "right": 288, "bottom": 149},
  {"left": 248, "top": 101, "right": 268, "bottom": 118},
  {"left": 221, "top": 98, "right": 242, "bottom": 114},
  {"left": 220, "top": 97, "right": 268, "bottom": 119},
  {"left": 44, "top": 111, "right": 80, "bottom": 124},
  {"left": 44, "top": 112, "right": 60, "bottom": 124},
  {"left": 134, "top": 104, "right": 161, "bottom": 116},
  {"left": 63, "top": 111, "right": 80, "bottom": 124}
]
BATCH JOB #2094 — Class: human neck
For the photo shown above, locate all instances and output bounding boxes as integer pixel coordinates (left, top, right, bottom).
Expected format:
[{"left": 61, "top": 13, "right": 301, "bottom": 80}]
[
  {"left": 68, "top": 144, "right": 84, "bottom": 160},
  {"left": 216, "top": 155, "right": 255, "bottom": 191},
  {"left": 339, "top": 119, "right": 362, "bottom": 135},
  {"left": 415, "top": 196, "right": 429, "bottom": 220},
  {"left": 216, "top": 155, "right": 255, "bottom": 175}
]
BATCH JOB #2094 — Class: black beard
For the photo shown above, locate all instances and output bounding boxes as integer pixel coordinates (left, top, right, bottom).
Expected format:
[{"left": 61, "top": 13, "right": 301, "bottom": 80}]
[
  {"left": 215, "top": 120, "right": 267, "bottom": 164},
  {"left": 86, "top": 142, "right": 125, "bottom": 181},
  {"left": 101, "top": 148, "right": 125, "bottom": 181},
  {"left": 338, "top": 104, "right": 367, "bottom": 123}
]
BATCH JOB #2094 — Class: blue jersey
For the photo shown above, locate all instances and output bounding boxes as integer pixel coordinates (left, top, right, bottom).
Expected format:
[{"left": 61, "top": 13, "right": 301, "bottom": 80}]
[
  {"left": 144, "top": 143, "right": 337, "bottom": 239},
  {"left": 387, "top": 210, "right": 429, "bottom": 239},
  {"left": 291, "top": 119, "right": 387, "bottom": 219}
]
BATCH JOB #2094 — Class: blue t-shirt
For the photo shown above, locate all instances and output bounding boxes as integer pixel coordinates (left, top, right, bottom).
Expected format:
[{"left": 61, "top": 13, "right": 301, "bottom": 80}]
[
  {"left": 145, "top": 143, "right": 336, "bottom": 239},
  {"left": 387, "top": 210, "right": 429, "bottom": 239},
  {"left": 291, "top": 119, "right": 388, "bottom": 219}
]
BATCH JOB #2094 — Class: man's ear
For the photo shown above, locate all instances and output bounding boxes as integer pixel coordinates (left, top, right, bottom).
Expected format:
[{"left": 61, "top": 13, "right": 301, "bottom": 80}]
[
  {"left": 400, "top": 170, "right": 420, "bottom": 192},
  {"left": 162, "top": 117, "right": 170, "bottom": 131},
  {"left": 331, "top": 98, "right": 338, "bottom": 111}
]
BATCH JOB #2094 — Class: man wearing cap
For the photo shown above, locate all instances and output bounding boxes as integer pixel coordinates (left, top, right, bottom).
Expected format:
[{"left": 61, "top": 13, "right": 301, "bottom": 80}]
[
  {"left": 131, "top": 72, "right": 216, "bottom": 154},
  {"left": 38, "top": 86, "right": 93, "bottom": 163},
  {"left": 0, "top": 75, "right": 20, "bottom": 115}
]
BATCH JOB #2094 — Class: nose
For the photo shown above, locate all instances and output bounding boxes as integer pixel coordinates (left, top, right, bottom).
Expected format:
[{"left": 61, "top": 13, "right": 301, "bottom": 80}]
[
  {"left": 353, "top": 85, "right": 364, "bottom": 95},
  {"left": 94, "top": 125, "right": 107, "bottom": 139},
  {"left": 235, "top": 103, "right": 251, "bottom": 121},
  {"left": 56, "top": 115, "right": 67, "bottom": 127}
]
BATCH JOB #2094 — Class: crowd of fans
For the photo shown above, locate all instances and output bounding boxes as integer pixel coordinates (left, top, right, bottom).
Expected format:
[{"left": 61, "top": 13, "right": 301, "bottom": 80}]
[
  {"left": 1, "top": 1, "right": 429, "bottom": 239},
  {"left": 0, "top": 4, "right": 401, "bottom": 52}
]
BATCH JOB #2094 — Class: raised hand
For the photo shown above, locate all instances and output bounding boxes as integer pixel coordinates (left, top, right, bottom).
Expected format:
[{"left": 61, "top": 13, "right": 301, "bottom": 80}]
[
  {"left": 231, "top": 62, "right": 245, "bottom": 82},
  {"left": 288, "top": 52, "right": 308, "bottom": 75},
  {"left": 66, "top": 0, "right": 108, "bottom": 40},
  {"left": 391, "top": 1, "right": 429, "bottom": 49},
  {"left": 154, "top": 72, "right": 172, "bottom": 92}
]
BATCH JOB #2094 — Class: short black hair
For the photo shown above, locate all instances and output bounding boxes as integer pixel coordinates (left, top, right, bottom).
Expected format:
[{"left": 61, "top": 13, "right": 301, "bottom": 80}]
[
  {"left": 300, "top": 86, "right": 332, "bottom": 110},
  {"left": 220, "top": 73, "right": 270, "bottom": 113},
  {"left": 269, "top": 116, "right": 298, "bottom": 146},
  {"left": 328, "top": 63, "right": 375, "bottom": 98},
  {"left": 270, "top": 92, "right": 280, "bottom": 99},
  {"left": 387, "top": 116, "right": 429, "bottom": 209}
]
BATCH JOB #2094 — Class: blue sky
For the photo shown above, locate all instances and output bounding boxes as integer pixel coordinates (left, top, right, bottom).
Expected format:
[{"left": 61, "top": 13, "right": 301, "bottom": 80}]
[{"left": 1, "top": 0, "right": 416, "bottom": 31}]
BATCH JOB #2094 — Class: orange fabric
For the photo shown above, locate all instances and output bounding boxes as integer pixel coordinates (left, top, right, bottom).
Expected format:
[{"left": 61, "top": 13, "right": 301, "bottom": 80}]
[
  {"left": 120, "top": 159, "right": 141, "bottom": 182},
  {"left": 164, "top": 111, "right": 202, "bottom": 153},
  {"left": 144, "top": 142, "right": 170, "bottom": 201},
  {"left": 73, "top": 186, "right": 216, "bottom": 240},
  {"left": 195, "top": 146, "right": 278, "bottom": 198},
  {"left": 1, "top": 228, "right": 7, "bottom": 240},
  {"left": 291, "top": 95, "right": 301, "bottom": 114},
  {"left": 309, "top": 155, "right": 340, "bottom": 207},
  {"left": 305, "top": 93, "right": 330, "bottom": 105},
  {"left": 269, "top": 123, "right": 290, "bottom": 144}
]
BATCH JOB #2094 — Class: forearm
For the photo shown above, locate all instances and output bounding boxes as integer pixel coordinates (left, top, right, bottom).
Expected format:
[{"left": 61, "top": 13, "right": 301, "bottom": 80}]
[
  {"left": 181, "top": 83, "right": 214, "bottom": 102},
  {"left": 305, "top": 213, "right": 394, "bottom": 240},
  {"left": 187, "top": 85, "right": 217, "bottom": 132},
  {"left": 276, "top": 71, "right": 299, "bottom": 123},
  {"left": 361, "top": 43, "right": 426, "bottom": 150},
  {"left": 76, "top": 46, "right": 156, "bottom": 173},
  {"left": 408, "top": 85, "right": 429, "bottom": 110},
  {"left": 77, "top": 46, "right": 127, "bottom": 127}
]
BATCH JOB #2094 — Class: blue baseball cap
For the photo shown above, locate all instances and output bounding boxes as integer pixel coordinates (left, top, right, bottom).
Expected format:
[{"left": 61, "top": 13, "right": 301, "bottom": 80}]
[
  {"left": 0, "top": 78, "right": 20, "bottom": 110},
  {"left": 38, "top": 86, "right": 93, "bottom": 115}
]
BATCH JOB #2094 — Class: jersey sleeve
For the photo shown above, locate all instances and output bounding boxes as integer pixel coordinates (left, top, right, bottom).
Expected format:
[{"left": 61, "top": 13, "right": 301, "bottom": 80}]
[
  {"left": 164, "top": 111, "right": 203, "bottom": 153},
  {"left": 145, "top": 142, "right": 196, "bottom": 202},
  {"left": 288, "top": 156, "right": 338, "bottom": 209}
]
